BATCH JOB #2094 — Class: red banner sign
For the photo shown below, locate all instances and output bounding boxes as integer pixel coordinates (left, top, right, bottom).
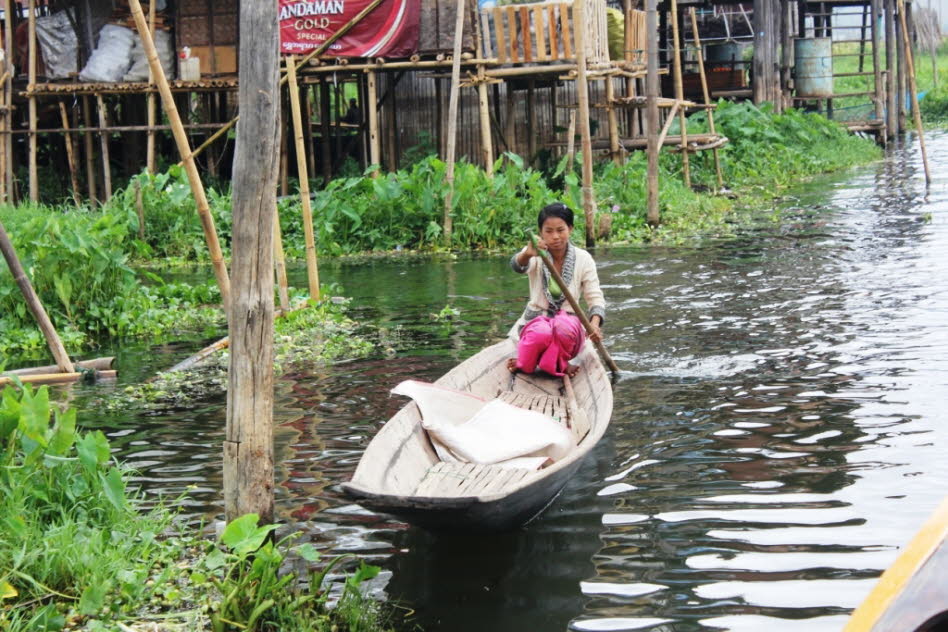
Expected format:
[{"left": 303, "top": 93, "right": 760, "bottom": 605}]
[{"left": 279, "top": 0, "right": 420, "bottom": 58}]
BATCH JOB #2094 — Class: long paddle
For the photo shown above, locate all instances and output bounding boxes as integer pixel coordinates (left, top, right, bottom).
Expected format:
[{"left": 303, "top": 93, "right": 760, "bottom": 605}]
[{"left": 530, "top": 236, "right": 620, "bottom": 376}]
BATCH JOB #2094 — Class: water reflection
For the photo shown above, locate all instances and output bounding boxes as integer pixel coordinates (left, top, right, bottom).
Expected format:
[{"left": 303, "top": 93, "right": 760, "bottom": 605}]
[{"left": 65, "top": 131, "right": 948, "bottom": 630}]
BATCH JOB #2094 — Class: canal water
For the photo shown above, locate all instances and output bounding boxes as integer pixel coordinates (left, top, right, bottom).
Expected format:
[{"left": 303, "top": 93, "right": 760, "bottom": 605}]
[{"left": 72, "top": 131, "right": 947, "bottom": 631}]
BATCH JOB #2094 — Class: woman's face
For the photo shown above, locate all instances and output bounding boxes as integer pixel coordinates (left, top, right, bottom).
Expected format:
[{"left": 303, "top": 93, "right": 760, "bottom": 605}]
[{"left": 540, "top": 217, "right": 572, "bottom": 254}]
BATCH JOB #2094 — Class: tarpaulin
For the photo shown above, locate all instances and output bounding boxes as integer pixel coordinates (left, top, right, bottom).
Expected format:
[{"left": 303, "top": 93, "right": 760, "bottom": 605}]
[{"left": 279, "top": 0, "right": 420, "bottom": 58}]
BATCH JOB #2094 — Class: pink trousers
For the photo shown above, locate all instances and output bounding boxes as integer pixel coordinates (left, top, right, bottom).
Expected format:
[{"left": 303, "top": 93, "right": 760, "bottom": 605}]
[{"left": 516, "top": 311, "right": 586, "bottom": 376}]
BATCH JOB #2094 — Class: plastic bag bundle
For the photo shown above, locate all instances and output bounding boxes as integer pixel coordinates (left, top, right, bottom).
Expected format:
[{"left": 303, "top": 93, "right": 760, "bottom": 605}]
[
  {"left": 36, "top": 9, "right": 78, "bottom": 79},
  {"left": 124, "top": 30, "right": 175, "bottom": 82},
  {"left": 79, "top": 24, "right": 135, "bottom": 82}
]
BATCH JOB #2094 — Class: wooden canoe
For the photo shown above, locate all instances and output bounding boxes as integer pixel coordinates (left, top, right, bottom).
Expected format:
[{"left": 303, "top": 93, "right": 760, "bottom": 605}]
[{"left": 342, "top": 338, "right": 614, "bottom": 531}]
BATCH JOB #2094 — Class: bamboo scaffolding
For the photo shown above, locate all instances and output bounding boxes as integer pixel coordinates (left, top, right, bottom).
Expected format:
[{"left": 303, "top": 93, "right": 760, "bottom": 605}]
[
  {"left": 366, "top": 69, "right": 381, "bottom": 172},
  {"left": 645, "top": 0, "right": 659, "bottom": 226},
  {"left": 286, "top": 55, "right": 321, "bottom": 301},
  {"left": 146, "top": 0, "right": 157, "bottom": 173},
  {"left": 669, "top": 0, "right": 690, "bottom": 188},
  {"left": 605, "top": 77, "right": 621, "bottom": 165},
  {"left": 58, "top": 102, "right": 82, "bottom": 206},
  {"left": 96, "top": 95, "right": 113, "bottom": 200},
  {"left": 83, "top": 96, "right": 97, "bottom": 204},
  {"left": 443, "top": 0, "right": 468, "bottom": 245},
  {"left": 573, "top": 0, "right": 596, "bottom": 247},
  {"left": 477, "top": 65, "right": 494, "bottom": 174},
  {"left": 129, "top": 0, "right": 230, "bottom": 307},
  {"left": 689, "top": 7, "right": 722, "bottom": 190},
  {"left": 0, "top": 220, "right": 74, "bottom": 373},
  {"left": 897, "top": 0, "right": 931, "bottom": 185}
]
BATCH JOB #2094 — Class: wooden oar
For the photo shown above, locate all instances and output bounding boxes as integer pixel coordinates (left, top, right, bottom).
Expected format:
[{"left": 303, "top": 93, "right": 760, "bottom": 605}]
[{"left": 530, "top": 236, "right": 620, "bottom": 376}]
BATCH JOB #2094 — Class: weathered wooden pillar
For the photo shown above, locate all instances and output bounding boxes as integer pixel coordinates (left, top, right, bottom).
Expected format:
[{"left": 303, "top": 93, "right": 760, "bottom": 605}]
[
  {"left": 645, "top": 0, "right": 659, "bottom": 227},
  {"left": 753, "top": 0, "right": 776, "bottom": 105},
  {"left": 477, "top": 65, "right": 494, "bottom": 175},
  {"left": 574, "top": 0, "right": 596, "bottom": 247},
  {"left": 895, "top": 0, "right": 906, "bottom": 130},
  {"left": 320, "top": 80, "right": 332, "bottom": 183},
  {"left": 885, "top": 0, "right": 898, "bottom": 138},
  {"left": 871, "top": 0, "right": 885, "bottom": 137},
  {"left": 225, "top": 0, "right": 280, "bottom": 524}
]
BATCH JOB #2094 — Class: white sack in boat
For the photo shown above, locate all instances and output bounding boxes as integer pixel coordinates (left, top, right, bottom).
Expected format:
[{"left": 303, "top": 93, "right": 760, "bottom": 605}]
[{"left": 392, "top": 380, "right": 575, "bottom": 466}]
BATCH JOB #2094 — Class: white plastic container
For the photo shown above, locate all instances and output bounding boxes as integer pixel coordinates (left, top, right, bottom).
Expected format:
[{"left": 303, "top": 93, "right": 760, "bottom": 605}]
[{"left": 179, "top": 56, "right": 200, "bottom": 81}]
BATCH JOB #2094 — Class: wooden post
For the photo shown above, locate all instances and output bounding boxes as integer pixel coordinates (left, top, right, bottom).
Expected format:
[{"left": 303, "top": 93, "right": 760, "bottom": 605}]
[
  {"left": 527, "top": 79, "right": 537, "bottom": 161},
  {"left": 565, "top": 109, "right": 577, "bottom": 185},
  {"left": 129, "top": 0, "right": 230, "bottom": 307},
  {"left": 895, "top": 1, "right": 906, "bottom": 131},
  {"left": 645, "top": 0, "right": 660, "bottom": 227},
  {"left": 605, "top": 77, "right": 621, "bottom": 165},
  {"left": 871, "top": 0, "right": 885, "bottom": 132},
  {"left": 3, "top": 0, "right": 13, "bottom": 202},
  {"left": 669, "top": 0, "right": 690, "bottom": 188},
  {"left": 885, "top": 0, "right": 898, "bottom": 138},
  {"left": 146, "top": 0, "right": 157, "bottom": 174},
  {"left": 225, "top": 0, "right": 280, "bottom": 525},
  {"left": 273, "top": 213, "right": 290, "bottom": 312},
  {"left": 897, "top": 0, "right": 931, "bottom": 185},
  {"left": 96, "top": 95, "right": 113, "bottom": 200},
  {"left": 83, "top": 96, "right": 97, "bottom": 204},
  {"left": 689, "top": 7, "right": 723, "bottom": 190},
  {"left": 504, "top": 83, "right": 516, "bottom": 154},
  {"left": 752, "top": 0, "right": 774, "bottom": 105},
  {"left": 58, "top": 102, "right": 82, "bottom": 206},
  {"left": 443, "top": 0, "right": 467, "bottom": 246},
  {"left": 0, "top": 221, "right": 74, "bottom": 373},
  {"left": 573, "top": 0, "right": 597, "bottom": 247},
  {"left": 286, "top": 55, "right": 321, "bottom": 301},
  {"left": 366, "top": 69, "right": 381, "bottom": 172},
  {"left": 0, "top": 69, "right": 6, "bottom": 204},
  {"left": 28, "top": 0, "right": 37, "bottom": 203},
  {"left": 477, "top": 65, "right": 494, "bottom": 175},
  {"left": 320, "top": 80, "right": 332, "bottom": 182}
]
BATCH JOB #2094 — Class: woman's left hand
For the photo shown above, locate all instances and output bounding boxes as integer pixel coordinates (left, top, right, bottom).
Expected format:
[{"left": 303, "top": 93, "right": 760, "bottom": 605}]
[{"left": 588, "top": 317, "right": 603, "bottom": 344}]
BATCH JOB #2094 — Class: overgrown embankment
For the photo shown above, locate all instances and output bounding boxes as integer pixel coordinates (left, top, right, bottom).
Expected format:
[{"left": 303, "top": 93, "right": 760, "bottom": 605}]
[
  {"left": 1, "top": 101, "right": 878, "bottom": 362},
  {"left": 0, "top": 384, "right": 397, "bottom": 632}
]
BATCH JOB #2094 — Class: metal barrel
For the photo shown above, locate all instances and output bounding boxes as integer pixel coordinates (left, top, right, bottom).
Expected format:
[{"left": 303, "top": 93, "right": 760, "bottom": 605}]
[
  {"left": 794, "top": 37, "right": 833, "bottom": 97},
  {"left": 705, "top": 42, "right": 741, "bottom": 69}
]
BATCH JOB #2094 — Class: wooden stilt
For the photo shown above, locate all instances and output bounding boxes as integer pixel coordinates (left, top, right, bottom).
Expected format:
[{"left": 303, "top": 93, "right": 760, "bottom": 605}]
[
  {"left": 286, "top": 55, "right": 321, "bottom": 301},
  {"left": 689, "top": 7, "right": 723, "bottom": 190},
  {"left": 871, "top": 0, "right": 885, "bottom": 135},
  {"left": 645, "top": 0, "right": 660, "bottom": 227},
  {"left": 895, "top": 1, "right": 906, "bottom": 131},
  {"left": 477, "top": 65, "right": 494, "bottom": 175},
  {"left": 225, "top": 0, "right": 280, "bottom": 525},
  {"left": 58, "top": 102, "right": 82, "bottom": 206},
  {"left": 885, "top": 0, "right": 898, "bottom": 138},
  {"left": 27, "top": 0, "right": 38, "bottom": 202},
  {"left": 669, "top": 0, "right": 690, "bottom": 188},
  {"left": 273, "top": 212, "right": 290, "bottom": 312},
  {"left": 527, "top": 79, "right": 537, "bottom": 160},
  {"left": 366, "top": 69, "right": 381, "bottom": 172},
  {"left": 0, "top": 220, "right": 74, "bottom": 373},
  {"left": 83, "top": 96, "right": 97, "bottom": 204},
  {"left": 565, "top": 109, "right": 577, "bottom": 181},
  {"left": 320, "top": 80, "right": 332, "bottom": 183},
  {"left": 279, "top": 95, "right": 289, "bottom": 196},
  {"left": 129, "top": 0, "right": 230, "bottom": 307},
  {"left": 573, "top": 0, "right": 597, "bottom": 247},
  {"left": 897, "top": 0, "right": 931, "bottom": 185},
  {"left": 0, "top": 70, "right": 6, "bottom": 203},
  {"left": 3, "top": 0, "right": 13, "bottom": 202},
  {"left": 384, "top": 77, "right": 398, "bottom": 171},
  {"left": 605, "top": 77, "right": 621, "bottom": 165},
  {"left": 504, "top": 83, "right": 516, "bottom": 154},
  {"left": 443, "top": 0, "right": 467, "bottom": 245},
  {"left": 303, "top": 84, "right": 315, "bottom": 177},
  {"left": 96, "top": 95, "right": 113, "bottom": 200},
  {"left": 146, "top": 0, "right": 157, "bottom": 174}
]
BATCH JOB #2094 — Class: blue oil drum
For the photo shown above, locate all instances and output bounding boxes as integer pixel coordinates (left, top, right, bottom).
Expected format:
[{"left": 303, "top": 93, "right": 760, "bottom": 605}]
[{"left": 794, "top": 37, "right": 833, "bottom": 97}]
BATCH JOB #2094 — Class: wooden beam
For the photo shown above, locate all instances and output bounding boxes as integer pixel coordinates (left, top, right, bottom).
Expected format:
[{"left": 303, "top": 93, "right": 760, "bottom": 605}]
[
  {"left": 286, "top": 56, "right": 321, "bottom": 301},
  {"left": 573, "top": 0, "right": 597, "bottom": 247},
  {"left": 225, "top": 0, "right": 280, "bottom": 525},
  {"left": 129, "top": 0, "right": 230, "bottom": 307},
  {"left": 443, "top": 0, "right": 467, "bottom": 245}
]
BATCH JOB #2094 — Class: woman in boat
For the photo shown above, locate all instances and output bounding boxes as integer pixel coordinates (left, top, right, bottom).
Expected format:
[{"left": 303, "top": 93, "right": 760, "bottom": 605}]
[{"left": 507, "top": 203, "right": 605, "bottom": 377}]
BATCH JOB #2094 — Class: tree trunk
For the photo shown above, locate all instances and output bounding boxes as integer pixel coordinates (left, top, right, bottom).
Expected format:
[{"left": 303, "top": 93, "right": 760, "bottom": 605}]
[{"left": 224, "top": 1, "right": 280, "bottom": 524}]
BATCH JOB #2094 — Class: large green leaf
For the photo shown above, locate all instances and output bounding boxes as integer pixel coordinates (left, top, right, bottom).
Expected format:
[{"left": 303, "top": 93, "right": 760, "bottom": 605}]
[
  {"left": 76, "top": 430, "right": 111, "bottom": 474},
  {"left": 221, "top": 513, "right": 278, "bottom": 556},
  {"left": 47, "top": 408, "right": 77, "bottom": 457},
  {"left": 100, "top": 467, "right": 127, "bottom": 511}
]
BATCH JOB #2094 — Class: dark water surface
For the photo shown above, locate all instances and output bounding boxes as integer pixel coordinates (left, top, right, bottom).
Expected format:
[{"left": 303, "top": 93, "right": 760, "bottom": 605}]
[{"left": 68, "top": 132, "right": 947, "bottom": 631}]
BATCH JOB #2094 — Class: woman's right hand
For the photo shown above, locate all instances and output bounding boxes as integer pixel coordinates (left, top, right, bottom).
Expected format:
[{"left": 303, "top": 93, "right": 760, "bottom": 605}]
[{"left": 525, "top": 235, "right": 546, "bottom": 257}]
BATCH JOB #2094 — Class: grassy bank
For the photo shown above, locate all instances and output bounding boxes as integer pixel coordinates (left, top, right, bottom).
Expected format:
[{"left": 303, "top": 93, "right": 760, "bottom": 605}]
[{"left": 0, "top": 384, "right": 396, "bottom": 632}]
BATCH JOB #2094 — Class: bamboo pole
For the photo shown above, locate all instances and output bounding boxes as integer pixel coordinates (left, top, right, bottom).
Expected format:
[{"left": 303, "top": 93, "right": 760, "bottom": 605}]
[
  {"left": 573, "top": 0, "right": 597, "bottom": 248},
  {"left": 366, "top": 69, "right": 380, "bottom": 172},
  {"left": 897, "top": 0, "right": 930, "bottom": 185},
  {"left": 83, "top": 96, "right": 97, "bottom": 204},
  {"left": 669, "top": 0, "right": 690, "bottom": 188},
  {"left": 0, "top": 221, "right": 74, "bottom": 373},
  {"left": 0, "top": 371, "right": 116, "bottom": 388},
  {"left": 656, "top": 101, "right": 681, "bottom": 148},
  {"left": 565, "top": 109, "right": 577, "bottom": 184},
  {"left": 146, "top": 0, "right": 157, "bottom": 174},
  {"left": 605, "top": 77, "right": 621, "bottom": 165},
  {"left": 689, "top": 7, "right": 722, "bottom": 190},
  {"left": 885, "top": 0, "right": 897, "bottom": 138},
  {"left": 0, "top": 68, "right": 6, "bottom": 203},
  {"left": 320, "top": 81, "right": 332, "bottom": 182},
  {"left": 273, "top": 213, "right": 290, "bottom": 312},
  {"left": 871, "top": 0, "right": 885, "bottom": 134},
  {"left": 477, "top": 65, "right": 494, "bottom": 175},
  {"left": 58, "top": 102, "right": 82, "bottom": 206},
  {"left": 7, "top": 356, "right": 113, "bottom": 376},
  {"left": 96, "top": 95, "right": 112, "bottom": 200},
  {"left": 285, "top": 55, "right": 321, "bottom": 301},
  {"left": 3, "top": 0, "right": 13, "bottom": 202},
  {"left": 28, "top": 0, "right": 37, "bottom": 202},
  {"left": 645, "top": 0, "right": 659, "bottom": 226},
  {"left": 225, "top": 0, "right": 280, "bottom": 525},
  {"left": 129, "top": 0, "right": 230, "bottom": 307},
  {"left": 443, "top": 0, "right": 467, "bottom": 246}
]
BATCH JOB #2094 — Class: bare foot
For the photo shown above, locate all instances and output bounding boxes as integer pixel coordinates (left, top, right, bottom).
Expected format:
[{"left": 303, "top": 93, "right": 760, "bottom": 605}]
[
  {"left": 506, "top": 358, "right": 520, "bottom": 374},
  {"left": 565, "top": 364, "right": 581, "bottom": 378}
]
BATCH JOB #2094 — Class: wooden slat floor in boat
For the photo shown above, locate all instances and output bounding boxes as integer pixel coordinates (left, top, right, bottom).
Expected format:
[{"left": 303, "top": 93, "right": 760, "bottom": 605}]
[
  {"left": 414, "top": 461, "right": 533, "bottom": 498},
  {"left": 497, "top": 391, "right": 569, "bottom": 426}
]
